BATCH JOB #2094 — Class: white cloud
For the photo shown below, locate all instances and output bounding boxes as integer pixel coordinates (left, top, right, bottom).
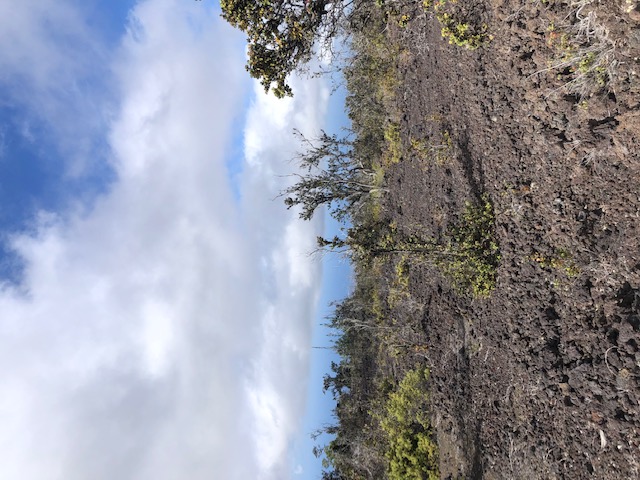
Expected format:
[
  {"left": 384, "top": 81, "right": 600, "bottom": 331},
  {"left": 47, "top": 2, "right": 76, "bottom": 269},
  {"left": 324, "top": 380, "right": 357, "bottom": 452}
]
[
  {"left": 240, "top": 72, "right": 329, "bottom": 478},
  {"left": 0, "top": 0, "right": 113, "bottom": 177},
  {"left": 0, "top": 1, "right": 328, "bottom": 479}
]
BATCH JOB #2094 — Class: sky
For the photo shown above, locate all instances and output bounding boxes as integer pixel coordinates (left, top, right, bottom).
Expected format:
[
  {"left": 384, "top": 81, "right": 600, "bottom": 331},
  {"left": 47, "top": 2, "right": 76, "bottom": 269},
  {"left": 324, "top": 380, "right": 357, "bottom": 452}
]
[{"left": 0, "top": 1, "right": 349, "bottom": 479}]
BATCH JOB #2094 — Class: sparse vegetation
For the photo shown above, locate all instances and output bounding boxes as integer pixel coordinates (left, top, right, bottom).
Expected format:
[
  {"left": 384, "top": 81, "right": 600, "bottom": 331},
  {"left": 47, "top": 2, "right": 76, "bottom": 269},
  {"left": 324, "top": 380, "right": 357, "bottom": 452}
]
[
  {"left": 411, "top": 130, "right": 452, "bottom": 164},
  {"left": 530, "top": 248, "right": 580, "bottom": 277},
  {"left": 543, "top": 0, "right": 617, "bottom": 98},
  {"left": 387, "top": 254, "right": 410, "bottom": 309},
  {"left": 384, "top": 122, "right": 403, "bottom": 165},
  {"left": 426, "top": 0, "right": 491, "bottom": 49},
  {"left": 219, "top": 0, "right": 640, "bottom": 477}
]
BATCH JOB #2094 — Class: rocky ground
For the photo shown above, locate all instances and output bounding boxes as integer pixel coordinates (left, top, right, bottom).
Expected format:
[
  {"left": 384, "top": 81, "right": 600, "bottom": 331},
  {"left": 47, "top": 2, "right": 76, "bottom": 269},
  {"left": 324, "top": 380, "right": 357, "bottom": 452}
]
[{"left": 384, "top": 0, "right": 640, "bottom": 478}]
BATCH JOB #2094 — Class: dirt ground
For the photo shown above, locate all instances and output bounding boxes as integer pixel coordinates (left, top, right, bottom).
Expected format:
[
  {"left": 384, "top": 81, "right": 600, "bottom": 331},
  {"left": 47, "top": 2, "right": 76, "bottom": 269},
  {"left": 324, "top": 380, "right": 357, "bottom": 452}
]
[{"left": 384, "top": 1, "right": 640, "bottom": 478}]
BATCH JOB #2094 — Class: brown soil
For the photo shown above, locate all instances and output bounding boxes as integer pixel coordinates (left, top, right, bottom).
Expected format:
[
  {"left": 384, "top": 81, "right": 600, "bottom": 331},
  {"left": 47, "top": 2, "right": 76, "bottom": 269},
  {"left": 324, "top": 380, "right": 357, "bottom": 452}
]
[{"left": 385, "top": 1, "right": 640, "bottom": 478}]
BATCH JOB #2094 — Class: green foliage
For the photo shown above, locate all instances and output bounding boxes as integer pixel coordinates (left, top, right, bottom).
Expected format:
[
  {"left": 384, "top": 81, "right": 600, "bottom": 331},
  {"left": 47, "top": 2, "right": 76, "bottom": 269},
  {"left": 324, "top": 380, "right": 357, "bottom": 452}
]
[
  {"left": 438, "top": 14, "right": 487, "bottom": 49},
  {"left": 388, "top": 255, "right": 411, "bottom": 309},
  {"left": 410, "top": 130, "right": 452, "bottom": 164},
  {"left": 379, "top": 368, "right": 439, "bottom": 480},
  {"left": 317, "top": 271, "right": 390, "bottom": 480},
  {"left": 424, "top": 0, "right": 489, "bottom": 49},
  {"left": 220, "top": 0, "right": 328, "bottom": 97},
  {"left": 384, "top": 122, "right": 402, "bottom": 165},
  {"left": 530, "top": 248, "right": 580, "bottom": 277},
  {"left": 397, "top": 14, "right": 411, "bottom": 28},
  {"left": 317, "top": 194, "right": 500, "bottom": 297},
  {"left": 374, "top": 0, "right": 408, "bottom": 20},
  {"left": 344, "top": 3, "right": 401, "bottom": 167},
  {"left": 439, "top": 194, "right": 500, "bottom": 297}
]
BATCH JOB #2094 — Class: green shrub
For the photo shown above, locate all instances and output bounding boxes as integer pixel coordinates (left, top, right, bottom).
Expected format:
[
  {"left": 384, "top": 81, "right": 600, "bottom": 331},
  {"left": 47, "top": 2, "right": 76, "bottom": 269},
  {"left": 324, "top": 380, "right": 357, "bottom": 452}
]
[
  {"left": 388, "top": 254, "right": 411, "bottom": 309},
  {"left": 384, "top": 122, "right": 402, "bottom": 165},
  {"left": 440, "top": 194, "right": 500, "bottom": 297},
  {"left": 379, "top": 368, "right": 439, "bottom": 480},
  {"left": 438, "top": 13, "right": 488, "bottom": 49},
  {"left": 427, "top": 0, "right": 489, "bottom": 49}
]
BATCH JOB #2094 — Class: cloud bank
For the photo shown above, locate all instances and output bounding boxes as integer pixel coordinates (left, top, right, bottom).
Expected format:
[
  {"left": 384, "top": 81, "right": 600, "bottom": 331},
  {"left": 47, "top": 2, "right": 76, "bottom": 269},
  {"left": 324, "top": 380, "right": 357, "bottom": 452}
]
[
  {"left": 0, "top": 0, "right": 115, "bottom": 177},
  {"left": 0, "top": 1, "right": 328, "bottom": 478}
]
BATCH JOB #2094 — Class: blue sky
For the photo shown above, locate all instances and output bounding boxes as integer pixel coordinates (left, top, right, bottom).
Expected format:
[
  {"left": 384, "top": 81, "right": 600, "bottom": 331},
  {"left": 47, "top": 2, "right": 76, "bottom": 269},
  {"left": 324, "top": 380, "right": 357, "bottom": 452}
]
[{"left": 0, "top": 1, "right": 349, "bottom": 479}]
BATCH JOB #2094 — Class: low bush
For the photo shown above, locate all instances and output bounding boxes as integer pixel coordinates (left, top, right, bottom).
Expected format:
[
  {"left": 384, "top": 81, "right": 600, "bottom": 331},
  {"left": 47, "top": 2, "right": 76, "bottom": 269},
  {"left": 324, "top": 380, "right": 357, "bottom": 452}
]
[
  {"left": 379, "top": 368, "right": 439, "bottom": 480},
  {"left": 440, "top": 193, "right": 501, "bottom": 297}
]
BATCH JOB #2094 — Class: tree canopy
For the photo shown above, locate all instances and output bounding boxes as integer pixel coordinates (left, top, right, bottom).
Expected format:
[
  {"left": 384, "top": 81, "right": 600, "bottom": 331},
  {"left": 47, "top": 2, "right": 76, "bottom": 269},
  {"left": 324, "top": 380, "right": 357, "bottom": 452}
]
[{"left": 220, "top": 0, "right": 331, "bottom": 97}]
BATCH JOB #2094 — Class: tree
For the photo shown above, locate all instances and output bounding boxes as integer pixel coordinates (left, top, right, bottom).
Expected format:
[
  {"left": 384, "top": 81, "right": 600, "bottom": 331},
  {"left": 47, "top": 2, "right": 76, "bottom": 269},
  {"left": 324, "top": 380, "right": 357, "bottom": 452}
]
[
  {"left": 320, "top": 471, "right": 346, "bottom": 480},
  {"left": 323, "top": 361, "right": 351, "bottom": 398},
  {"left": 220, "top": 0, "right": 332, "bottom": 97},
  {"left": 316, "top": 220, "right": 442, "bottom": 264},
  {"left": 282, "top": 130, "right": 385, "bottom": 221}
]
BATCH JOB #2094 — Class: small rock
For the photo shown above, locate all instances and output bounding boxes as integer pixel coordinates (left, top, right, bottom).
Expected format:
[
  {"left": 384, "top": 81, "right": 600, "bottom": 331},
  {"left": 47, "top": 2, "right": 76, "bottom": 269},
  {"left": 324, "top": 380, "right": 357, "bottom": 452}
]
[
  {"left": 617, "top": 368, "right": 632, "bottom": 391},
  {"left": 591, "top": 411, "right": 604, "bottom": 424},
  {"left": 599, "top": 429, "right": 607, "bottom": 449}
]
